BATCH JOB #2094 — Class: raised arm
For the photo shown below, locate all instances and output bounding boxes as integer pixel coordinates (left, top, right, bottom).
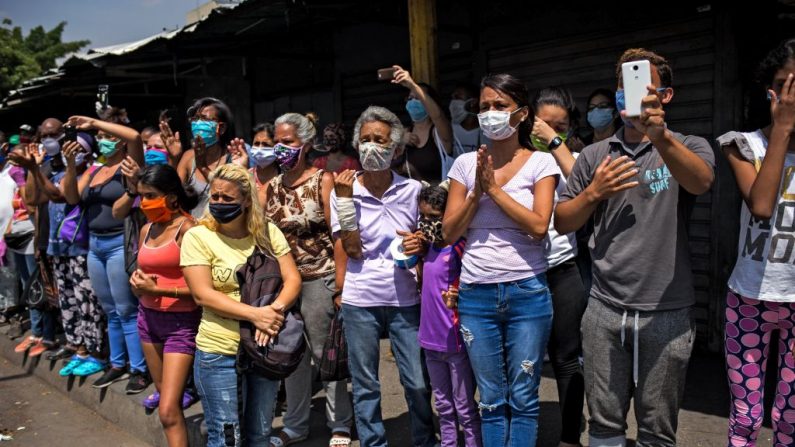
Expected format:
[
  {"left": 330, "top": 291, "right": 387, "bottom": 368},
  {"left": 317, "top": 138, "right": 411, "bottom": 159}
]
[
  {"left": 625, "top": 85, "right": 714, "bottom": 195},
  {"left": 532, "top": 117, "right": 577, "bottom": 177},
  {"left": 393, "top": 65, "right": 453, "bottom": 155},
  {"left": 60, "top": 142, "right": 93, "bottom": 205},
  {"left": 725, "top": 73, "right": 794, "bottom": 219},
  {"left": 111, "top": 156, "right": 141, "bottom": 220},
  {"left": 68, "top": 115, "right": 144, "bottom": 167}
]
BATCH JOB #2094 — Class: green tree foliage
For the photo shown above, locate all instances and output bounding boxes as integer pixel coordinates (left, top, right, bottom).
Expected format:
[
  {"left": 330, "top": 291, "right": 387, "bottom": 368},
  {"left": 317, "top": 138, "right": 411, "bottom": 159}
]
[{"left": 0, "top": 18, "right": 89, "bottom": 96}]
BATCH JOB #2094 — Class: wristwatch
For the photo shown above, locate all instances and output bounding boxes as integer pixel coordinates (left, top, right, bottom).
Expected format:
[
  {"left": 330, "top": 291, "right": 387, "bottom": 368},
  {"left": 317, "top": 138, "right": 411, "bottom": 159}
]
[
  {"left": 548, "top": 136, "right": 564, "bottom": 151},
  {"left": 125, "top": 189, "right": 138, "bottom": 198}
]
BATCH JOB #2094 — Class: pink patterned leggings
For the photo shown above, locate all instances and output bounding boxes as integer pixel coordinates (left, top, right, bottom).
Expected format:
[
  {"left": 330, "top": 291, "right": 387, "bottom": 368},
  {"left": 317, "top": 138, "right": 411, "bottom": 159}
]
[{"left": 725, "top": 292, "right": 795, "bottom": 447}]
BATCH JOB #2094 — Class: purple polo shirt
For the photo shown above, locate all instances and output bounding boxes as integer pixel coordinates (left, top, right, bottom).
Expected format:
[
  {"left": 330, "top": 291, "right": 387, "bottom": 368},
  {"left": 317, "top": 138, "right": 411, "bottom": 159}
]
[{"left": 330, "top": 171, "right": 421, "bottom": 308}]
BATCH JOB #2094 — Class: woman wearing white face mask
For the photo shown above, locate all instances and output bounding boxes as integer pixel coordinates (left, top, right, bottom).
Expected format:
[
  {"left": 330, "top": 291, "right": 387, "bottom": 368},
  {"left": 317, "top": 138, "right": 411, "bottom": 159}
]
[
  {"left": 449, "top": 84, "right": 485, "bottom": 157},
  {"left": 443, "top": 74, "right": 560, "bottom": 447},
  {"left": 331, "top": 105, "right": 435, "bottom": 447}
]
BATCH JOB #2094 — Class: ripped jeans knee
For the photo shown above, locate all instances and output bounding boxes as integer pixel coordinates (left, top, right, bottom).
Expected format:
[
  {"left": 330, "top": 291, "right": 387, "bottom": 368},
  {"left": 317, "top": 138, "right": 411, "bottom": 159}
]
[
  {"left": 520, "top": 359, "right": 535, "bottom": 376},
  {"left": 222, "top": 422, "right": 240, "bottom": 447},
  {"left": 460, "top": 324, "right": 474, "bottom": 347}
]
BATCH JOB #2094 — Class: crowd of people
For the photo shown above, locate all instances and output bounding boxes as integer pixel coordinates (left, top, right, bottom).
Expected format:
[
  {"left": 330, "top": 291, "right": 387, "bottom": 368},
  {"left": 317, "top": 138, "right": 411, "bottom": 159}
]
[{"left": 0, "top": 40, "right": 793, "bottom": 447}]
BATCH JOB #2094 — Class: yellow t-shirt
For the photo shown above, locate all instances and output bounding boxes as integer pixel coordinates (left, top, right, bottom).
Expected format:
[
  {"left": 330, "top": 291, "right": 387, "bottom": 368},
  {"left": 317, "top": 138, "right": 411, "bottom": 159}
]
[{"left": 180, "top": 223, "right": 291, "bottom": 355}]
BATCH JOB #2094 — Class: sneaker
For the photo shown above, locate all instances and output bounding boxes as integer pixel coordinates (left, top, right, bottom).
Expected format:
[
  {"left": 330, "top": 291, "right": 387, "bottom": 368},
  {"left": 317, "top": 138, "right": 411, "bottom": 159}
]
[
  {"left": 142, "top": 391, "right": 160, "bottom": 410},
  {"left": 92, "top": 367, "right": 129, "bottom": 388},
  {"left": 182, "top": 390, "right": 198, "bottom": 409},
  {"left": 28, "top": 340, "right": 56, "bottom": 357},
  {"left": 59, "top": 356, "right": 86, "bottom": 376},
  {"left": 125, "top": 371, "right": 152, "bottom": 395},
  {"left": 72, "top": 356, "right": 106, "bottom": 377},
  {"left": 14, "top": 336, "right": 38, "bottom": 353}
]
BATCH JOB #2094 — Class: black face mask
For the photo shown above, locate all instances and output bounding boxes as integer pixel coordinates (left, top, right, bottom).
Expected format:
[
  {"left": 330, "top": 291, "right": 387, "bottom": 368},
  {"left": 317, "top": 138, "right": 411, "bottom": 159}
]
[
  {"left": 209, "top": 202, "right": 244, "bottom": 223},
  {"left": 418, "top": 216, "right": 443, "bottom": 245}
]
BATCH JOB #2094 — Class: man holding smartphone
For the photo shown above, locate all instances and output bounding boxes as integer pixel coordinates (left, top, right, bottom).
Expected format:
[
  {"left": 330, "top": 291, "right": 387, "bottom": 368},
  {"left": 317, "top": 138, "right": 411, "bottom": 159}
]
[{"left": 554, "top": 49, "right": 715, "bottom": 447}]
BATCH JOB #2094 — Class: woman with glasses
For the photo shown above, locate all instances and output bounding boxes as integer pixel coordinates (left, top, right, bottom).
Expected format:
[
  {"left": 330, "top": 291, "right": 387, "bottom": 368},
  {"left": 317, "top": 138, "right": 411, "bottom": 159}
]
[{"left": 585, "top": 88, "right": 620, "bottom": 145}]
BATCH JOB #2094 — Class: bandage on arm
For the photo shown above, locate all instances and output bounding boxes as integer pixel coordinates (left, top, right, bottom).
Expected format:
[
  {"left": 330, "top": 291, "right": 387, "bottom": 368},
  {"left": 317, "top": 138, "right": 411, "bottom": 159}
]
[{"left": 336, "top": 197, "right": 358, "bottom": 232}]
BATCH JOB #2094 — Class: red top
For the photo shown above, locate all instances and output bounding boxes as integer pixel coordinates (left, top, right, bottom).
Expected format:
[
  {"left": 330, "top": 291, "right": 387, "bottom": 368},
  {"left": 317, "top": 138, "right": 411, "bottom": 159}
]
[
  {"left": 136, "top": 220, "right": 196, "bottom": 312},
  {"left": 312, "top": 155, "right": 361, "bottom": 173}
]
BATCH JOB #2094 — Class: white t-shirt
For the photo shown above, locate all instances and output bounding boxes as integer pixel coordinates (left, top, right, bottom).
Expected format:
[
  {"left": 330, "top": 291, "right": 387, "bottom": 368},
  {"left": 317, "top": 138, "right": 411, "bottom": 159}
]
[
  {"left": 547, "top": 153, "right": 578, "bottom": 268},
  {"left": 722, "top": 130, "right": 795, "bottom": 302},
  {"left": 0, "top": 165, "right": 17, "bottom": 241},
  {"left": 447, "top": 151, "right": 561, "bottom": 284},
  {"left": 453, "top": 124, "right": 486, "bottom": 157}
]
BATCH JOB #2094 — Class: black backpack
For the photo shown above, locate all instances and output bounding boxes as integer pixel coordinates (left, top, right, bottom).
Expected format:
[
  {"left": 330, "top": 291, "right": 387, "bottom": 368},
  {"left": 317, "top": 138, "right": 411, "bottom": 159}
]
[{"left": 235, "top": 248, "right": 305, "bottom": 379}]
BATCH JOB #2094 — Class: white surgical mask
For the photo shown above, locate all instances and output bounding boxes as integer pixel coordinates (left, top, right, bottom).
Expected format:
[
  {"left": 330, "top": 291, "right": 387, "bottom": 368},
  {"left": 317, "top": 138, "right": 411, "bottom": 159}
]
[
  {"left": 477, "top": 108, "right": 524, "bottom": 141},
  {"left": 358, "top": 142, "right": 394, "bottom": 172},
  {"left": 449, "top": 99, "right": 473, "bottom": 125}
]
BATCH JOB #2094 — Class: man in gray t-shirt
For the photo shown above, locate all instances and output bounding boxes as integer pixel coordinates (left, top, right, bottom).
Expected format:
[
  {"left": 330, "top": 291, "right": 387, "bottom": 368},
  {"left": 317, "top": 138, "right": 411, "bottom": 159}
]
[{"left": 555, "top": 49, "right": 715, "bottom": 447}]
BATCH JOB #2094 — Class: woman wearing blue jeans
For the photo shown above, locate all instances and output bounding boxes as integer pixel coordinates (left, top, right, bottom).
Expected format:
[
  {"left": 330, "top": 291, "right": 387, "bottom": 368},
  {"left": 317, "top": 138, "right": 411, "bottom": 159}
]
[
  {"left": 443, "top": 74, "right": 559, "bottom": 447},
  {"left": 63, "top": 110, "right": 149, "bottom": 393},
  {"left": 181, "top": 164, "right": 301, "bottom": 447}
]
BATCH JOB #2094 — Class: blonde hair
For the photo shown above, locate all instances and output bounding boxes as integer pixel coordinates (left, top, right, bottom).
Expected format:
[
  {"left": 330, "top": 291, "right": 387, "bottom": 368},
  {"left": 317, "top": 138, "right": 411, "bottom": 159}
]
[{"left": 198, "top": 164, "right": 273, "bottom": 253}]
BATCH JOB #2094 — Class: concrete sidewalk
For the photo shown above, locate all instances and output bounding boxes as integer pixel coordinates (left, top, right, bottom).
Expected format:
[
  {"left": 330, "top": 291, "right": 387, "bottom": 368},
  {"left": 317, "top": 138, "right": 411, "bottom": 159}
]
[{"left": 0, "top": 323, "right": 775, "bottom": 446}]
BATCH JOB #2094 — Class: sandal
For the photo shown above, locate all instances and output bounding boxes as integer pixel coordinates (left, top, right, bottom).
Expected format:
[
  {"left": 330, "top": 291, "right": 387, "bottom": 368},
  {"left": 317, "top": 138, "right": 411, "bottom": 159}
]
[
  {"left": 47, "top": 346, "right": 76, "bottom": 361},
  {"left": 268, "top": 430, "right": 308, "bottom": 447},
  {"left": 329, "top": 432, "right": 351, "bottom": 447}
]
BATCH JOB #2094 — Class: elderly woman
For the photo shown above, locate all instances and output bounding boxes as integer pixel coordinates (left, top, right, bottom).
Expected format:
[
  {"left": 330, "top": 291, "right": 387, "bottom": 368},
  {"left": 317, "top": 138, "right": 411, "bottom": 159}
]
[
  {"left": 331, "top": 105, "right": 436, "bottom": 447},
  {"left": 265, "top": 113, "right": 353, "bottom": 447}
]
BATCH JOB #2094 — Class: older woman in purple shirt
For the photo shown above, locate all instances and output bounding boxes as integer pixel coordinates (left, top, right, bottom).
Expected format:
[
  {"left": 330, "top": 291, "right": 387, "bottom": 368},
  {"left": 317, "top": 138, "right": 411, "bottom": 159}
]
[{"left": 330, "top": 105, "right": 436, "bottom": 447}]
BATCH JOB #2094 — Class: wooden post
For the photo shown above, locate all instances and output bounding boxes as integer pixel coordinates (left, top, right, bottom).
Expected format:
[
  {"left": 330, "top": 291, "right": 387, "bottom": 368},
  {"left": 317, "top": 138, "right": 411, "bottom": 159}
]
[{"left": 408, "top": 0, "right": 438, "bottom": 88}]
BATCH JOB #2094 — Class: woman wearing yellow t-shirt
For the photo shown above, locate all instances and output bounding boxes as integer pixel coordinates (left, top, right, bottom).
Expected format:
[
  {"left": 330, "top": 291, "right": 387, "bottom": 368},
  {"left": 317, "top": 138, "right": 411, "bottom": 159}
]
[{"left": 181, "top": 164, "right": 300, "bottom": 447}]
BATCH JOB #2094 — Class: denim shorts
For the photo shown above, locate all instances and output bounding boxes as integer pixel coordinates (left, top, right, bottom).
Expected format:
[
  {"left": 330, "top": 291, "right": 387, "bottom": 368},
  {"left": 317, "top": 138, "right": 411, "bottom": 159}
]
[{"left": 137, "top": 305, "right": 201, "bottom": 355}]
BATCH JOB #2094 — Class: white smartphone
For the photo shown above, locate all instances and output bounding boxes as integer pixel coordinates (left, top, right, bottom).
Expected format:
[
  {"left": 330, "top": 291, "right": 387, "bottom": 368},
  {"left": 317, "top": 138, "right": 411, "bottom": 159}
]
[{"left": 621, "top": 60, "right": 651, "bottom": 118}]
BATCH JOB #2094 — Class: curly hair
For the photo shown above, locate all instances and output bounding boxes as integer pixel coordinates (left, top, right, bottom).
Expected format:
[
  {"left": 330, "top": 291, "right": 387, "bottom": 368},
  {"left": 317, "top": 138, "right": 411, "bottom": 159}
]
[
  {"left": 419, "top": 185, "right": 449, "bottom": 214},
  {"left": 755, "top": 38, "right": 795, "bottom": 86}
]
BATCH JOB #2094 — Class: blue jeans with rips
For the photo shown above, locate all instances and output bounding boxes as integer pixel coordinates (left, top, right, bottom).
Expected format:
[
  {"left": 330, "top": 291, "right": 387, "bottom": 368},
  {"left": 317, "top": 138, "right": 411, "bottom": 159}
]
[
  {"left": 457, "top": 274, "right": 553, "bottom": 447},
  {"left": 194, "top": 350, "right": 280, "bottom": 447}
]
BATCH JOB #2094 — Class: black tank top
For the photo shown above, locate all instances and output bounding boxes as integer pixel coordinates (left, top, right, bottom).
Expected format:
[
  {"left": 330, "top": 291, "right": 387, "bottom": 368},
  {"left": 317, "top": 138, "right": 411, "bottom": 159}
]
[
  {"left": 83, "top": 167, "right": 125, "bottom": 235},
  {"left": 405, "top": 125, "right": 442, "bottom": 184}
]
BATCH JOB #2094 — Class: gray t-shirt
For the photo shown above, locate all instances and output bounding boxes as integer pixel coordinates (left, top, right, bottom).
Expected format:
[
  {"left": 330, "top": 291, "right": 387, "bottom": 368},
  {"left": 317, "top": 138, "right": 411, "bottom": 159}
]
[{"left": 560, "top": 128, "right": 715, "bottom": 311}]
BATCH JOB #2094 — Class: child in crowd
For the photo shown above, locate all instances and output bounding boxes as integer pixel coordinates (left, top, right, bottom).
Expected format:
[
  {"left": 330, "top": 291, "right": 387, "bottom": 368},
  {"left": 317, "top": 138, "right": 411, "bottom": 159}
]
[{"left": 416, "top": 183, "right": 482, "bottom": 447}]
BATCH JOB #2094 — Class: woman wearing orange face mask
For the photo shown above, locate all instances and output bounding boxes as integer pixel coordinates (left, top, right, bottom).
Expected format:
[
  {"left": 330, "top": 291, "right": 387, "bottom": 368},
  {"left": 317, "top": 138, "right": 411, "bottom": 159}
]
[{"left": 127, "top": 164, "right": 200, "bottom": 447}]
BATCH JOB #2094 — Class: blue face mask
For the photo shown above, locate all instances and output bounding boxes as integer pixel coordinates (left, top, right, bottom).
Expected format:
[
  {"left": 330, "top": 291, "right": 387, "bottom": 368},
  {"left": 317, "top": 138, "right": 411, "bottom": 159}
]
[
  {"left": 144, "top": 148, "right": 169, "bottom": 166},
  {"left": 405, "top": 99, "right": 428, "bottom": 122},
  {"left": 191, "top": 120, "right": 219, "bottom": 147},
  {"left": 587, "top": 107, "right": 615, "bottom": 130}
]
